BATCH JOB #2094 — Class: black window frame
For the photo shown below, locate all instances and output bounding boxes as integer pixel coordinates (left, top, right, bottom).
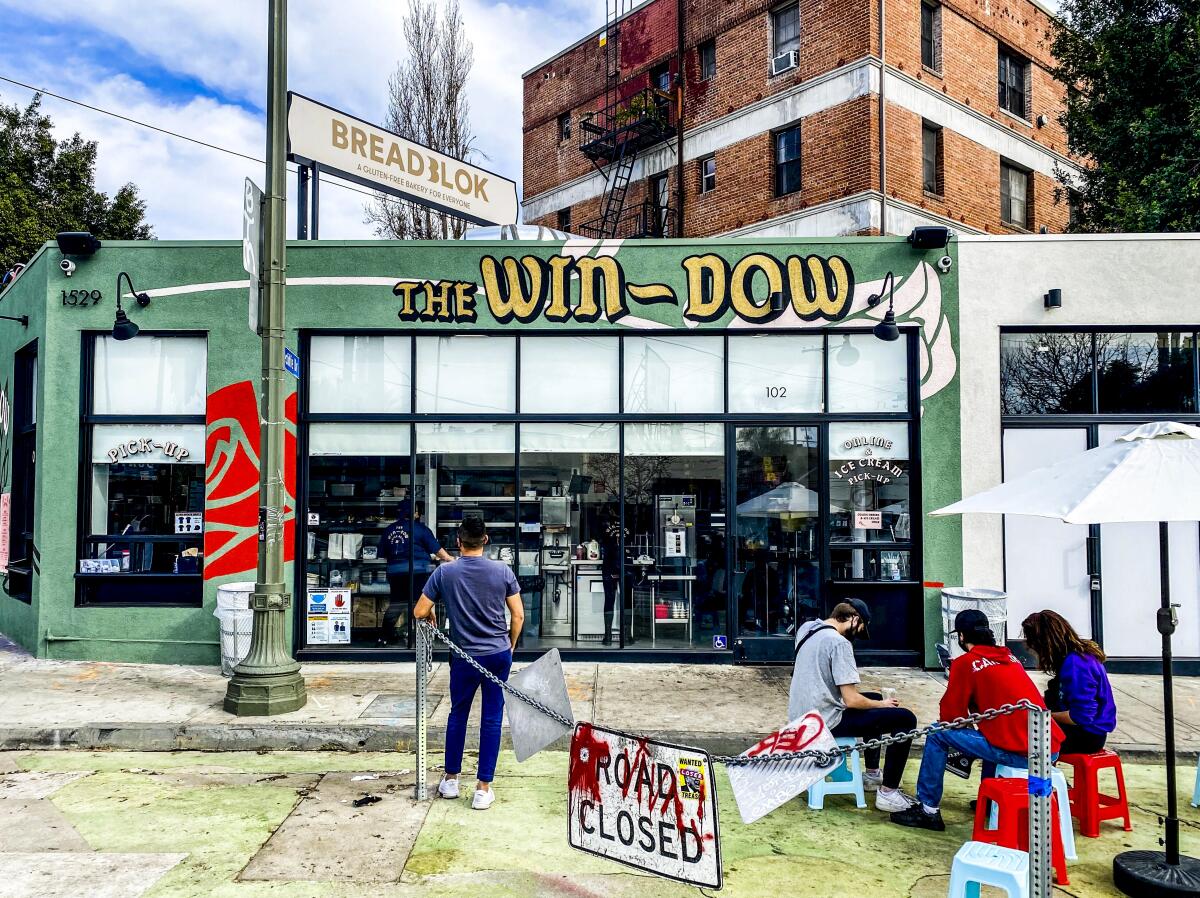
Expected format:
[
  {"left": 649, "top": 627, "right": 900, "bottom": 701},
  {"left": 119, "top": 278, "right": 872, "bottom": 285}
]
[
  {"left": 557, "top": 207, "right": 571, "bottom": 231},
  {"left": 557, "top": 112, "right": 571, "bottom": 141},
  {"left": 998, "top": 45, "right": 1029, "bottom": 120},
  {"left": 76, "top": 331, "right": 208, "bottom": 608},
  {"left": 774, "top": 124, "right": 802, "bottom": 197},
  {"left": 771, "top": 2, "right": 801, "bottom": 58},
  {"left": 699, "top": 155, "right": 716, "bottom": 194},
  {"left": 698, "top": 39, "right": 717, "bottom": 81},
  {"left": 921, "top": 1, "right": 941, "bottom": 72},
  {"left": 650, "top": 62, "right": 672, "bottom": 93},
  {"left": 1000, "top": 159, "right": 1031, "bottom": 230},
  {"left": 6, "top": 340, "right": 37, "bottom": 603},
  {"left": 922, "top": 121, "right": 943, "bottom": 196}
]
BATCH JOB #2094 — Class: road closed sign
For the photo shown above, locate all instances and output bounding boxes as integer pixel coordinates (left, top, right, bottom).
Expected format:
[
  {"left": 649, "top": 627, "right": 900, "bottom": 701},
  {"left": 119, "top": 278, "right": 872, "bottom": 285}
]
[{"left": 568, "top": 723, "right": 722, "bottom": 890}]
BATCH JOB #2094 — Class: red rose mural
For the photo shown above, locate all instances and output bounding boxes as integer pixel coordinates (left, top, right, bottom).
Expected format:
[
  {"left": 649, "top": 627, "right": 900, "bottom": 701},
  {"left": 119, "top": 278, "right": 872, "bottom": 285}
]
[{"left": 204, "top": 380, "right": 296, "bottom": 579}]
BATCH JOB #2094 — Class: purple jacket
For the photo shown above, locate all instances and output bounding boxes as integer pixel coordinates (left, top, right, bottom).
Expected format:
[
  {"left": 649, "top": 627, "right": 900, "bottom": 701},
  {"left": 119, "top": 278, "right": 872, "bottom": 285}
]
[{"left": 1059, "top": 651, "right": 1117, "bottom": 735}]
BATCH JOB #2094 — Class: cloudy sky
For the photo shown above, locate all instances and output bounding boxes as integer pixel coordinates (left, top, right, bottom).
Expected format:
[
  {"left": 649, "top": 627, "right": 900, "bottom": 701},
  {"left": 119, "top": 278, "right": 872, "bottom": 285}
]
[{"left": 0, "top": 0, "right": 607, "bottom": 240}]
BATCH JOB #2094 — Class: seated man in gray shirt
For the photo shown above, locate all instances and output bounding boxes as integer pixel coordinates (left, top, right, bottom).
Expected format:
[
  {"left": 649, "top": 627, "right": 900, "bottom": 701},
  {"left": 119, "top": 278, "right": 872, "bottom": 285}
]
[{"left": 789, "top": 599, "right": 918, "bottom": 812}]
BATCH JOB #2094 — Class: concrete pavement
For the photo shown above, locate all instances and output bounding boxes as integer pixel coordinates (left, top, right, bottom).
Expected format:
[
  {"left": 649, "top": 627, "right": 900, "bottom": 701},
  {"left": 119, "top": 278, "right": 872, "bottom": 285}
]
[{"left": 2, "top": 634, "right": 1197, "bottom": 757}]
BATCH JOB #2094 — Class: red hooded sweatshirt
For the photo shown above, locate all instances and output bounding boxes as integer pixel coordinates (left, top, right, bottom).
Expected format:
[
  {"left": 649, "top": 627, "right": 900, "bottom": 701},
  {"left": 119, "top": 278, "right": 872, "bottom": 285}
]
[{"left": 941, "top": 645, "right": 1064, "bottom": 755}]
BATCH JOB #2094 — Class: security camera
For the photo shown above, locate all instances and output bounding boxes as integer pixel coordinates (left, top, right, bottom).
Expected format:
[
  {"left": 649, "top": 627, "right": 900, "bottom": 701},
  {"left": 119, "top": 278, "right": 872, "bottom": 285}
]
[
  {"left": 936, "top": 255, "right": 953, "bottom": 273},
  {"left": 60, "top": 259, "right": 76, "bottom": 277}
]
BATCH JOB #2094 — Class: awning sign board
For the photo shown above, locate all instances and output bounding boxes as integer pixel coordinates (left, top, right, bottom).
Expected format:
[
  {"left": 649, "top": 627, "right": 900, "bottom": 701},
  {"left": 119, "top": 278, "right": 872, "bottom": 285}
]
[
  {"left": 725, "top": 712, "right": 840, "bottom": 824},
  {"left": 568, "top": 723, "right": 722, "bottom": 890},
  {"left": 286, "top": 92, "right": 518, "bottom": 227}
]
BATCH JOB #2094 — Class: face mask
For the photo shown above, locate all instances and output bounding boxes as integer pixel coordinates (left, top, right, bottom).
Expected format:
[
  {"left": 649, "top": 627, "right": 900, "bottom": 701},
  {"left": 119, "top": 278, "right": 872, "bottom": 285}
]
[{"left": 846, "top": 619, "right": 864, "bottom": 641}]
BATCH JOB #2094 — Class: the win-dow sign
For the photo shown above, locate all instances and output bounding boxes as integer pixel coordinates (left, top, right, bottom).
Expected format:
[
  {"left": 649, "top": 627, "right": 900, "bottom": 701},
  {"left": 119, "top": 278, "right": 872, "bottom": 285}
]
[
  {"left": 286, "top": 93, "right": 518, "bottom": 227},
  {"left": 568, "top": 724, "right": 722, "bottom": 890}
]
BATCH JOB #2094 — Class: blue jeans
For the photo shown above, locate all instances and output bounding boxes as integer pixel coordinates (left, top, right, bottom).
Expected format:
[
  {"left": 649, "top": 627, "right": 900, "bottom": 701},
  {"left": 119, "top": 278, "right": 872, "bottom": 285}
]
[
  {"left": 917, "top": 728, "right": 1030, "bottom": 809},
  {"left": 445, "top": 649, "right": 512, "bottom": 784}
]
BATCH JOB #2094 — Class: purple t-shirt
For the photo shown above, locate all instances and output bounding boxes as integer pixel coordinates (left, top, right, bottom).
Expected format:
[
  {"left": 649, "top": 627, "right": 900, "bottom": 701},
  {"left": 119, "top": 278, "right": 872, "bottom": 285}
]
[{"left": 422, "top": 555, "right": 519, "bottom": 656}]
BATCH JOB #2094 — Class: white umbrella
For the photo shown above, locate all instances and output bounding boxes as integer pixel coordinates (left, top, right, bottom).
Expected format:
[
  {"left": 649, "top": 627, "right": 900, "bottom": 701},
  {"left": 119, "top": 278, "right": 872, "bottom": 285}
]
[{"left": 932, "top": 421, "right": 1200, "bottom": 895}]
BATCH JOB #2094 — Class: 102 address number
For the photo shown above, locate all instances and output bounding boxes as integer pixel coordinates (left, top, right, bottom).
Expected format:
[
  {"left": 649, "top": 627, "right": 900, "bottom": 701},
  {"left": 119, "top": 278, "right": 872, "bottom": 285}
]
[{"left": 62, "top": 289, "right": 102, "bottom": 306}]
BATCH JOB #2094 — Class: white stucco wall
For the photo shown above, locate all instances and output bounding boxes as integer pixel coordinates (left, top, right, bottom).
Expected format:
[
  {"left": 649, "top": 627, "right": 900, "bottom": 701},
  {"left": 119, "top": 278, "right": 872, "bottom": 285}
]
[{"left": 955, "top": 233, "right": 1200, "bottom": 590}]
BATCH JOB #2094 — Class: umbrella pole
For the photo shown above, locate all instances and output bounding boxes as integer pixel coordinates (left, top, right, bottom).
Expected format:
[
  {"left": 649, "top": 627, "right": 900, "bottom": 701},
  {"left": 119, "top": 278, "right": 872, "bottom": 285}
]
[{"left": 1112, "top": 521, "right": 1200, "bottom": 895}]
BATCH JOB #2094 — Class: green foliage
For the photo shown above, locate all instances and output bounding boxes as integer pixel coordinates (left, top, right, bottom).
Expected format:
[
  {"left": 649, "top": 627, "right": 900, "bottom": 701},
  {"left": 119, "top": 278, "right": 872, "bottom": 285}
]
[
  {"left": 0, "top": 94, "right": 152, "bottom": 271},
  {"left": 1051, "top": 1, "right": 1200, "bottom": 232}
]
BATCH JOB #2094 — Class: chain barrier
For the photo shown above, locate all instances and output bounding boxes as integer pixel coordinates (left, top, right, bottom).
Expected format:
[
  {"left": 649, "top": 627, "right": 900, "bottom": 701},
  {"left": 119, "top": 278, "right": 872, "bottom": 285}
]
[{"left": 415, "top": 621, "right": 1037, "bottom": 767}]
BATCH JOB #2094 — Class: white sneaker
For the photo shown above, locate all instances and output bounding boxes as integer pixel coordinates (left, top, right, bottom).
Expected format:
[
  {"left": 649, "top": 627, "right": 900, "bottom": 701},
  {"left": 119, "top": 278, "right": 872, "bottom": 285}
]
[
  {"left": 863, "top": 770, "right": 884, "bottom": 791},
  {"left": 437, "top": 777, "right": 459, "bottom": 799},
  {"left": 875, "top": 788, "right": 918, "bottom": 813},
  {"left": 471, "top": 788, "right": 495, "bottom": 810}
]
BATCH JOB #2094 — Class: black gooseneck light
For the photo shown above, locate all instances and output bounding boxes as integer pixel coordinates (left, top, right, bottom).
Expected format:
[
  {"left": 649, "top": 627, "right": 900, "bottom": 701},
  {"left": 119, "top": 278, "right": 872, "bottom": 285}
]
[
  {"left": 114, "top": 272, "right": 151, "bottom": 341},
  {"left": 867, "top": 271, "right": 900, "bottom": 342}
]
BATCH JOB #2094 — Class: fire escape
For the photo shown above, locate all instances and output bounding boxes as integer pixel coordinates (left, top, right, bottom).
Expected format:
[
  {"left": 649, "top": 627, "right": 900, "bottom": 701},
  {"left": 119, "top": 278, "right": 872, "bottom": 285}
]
[{"left": 576, "top": 0, "right": 677, "bottom": 239}]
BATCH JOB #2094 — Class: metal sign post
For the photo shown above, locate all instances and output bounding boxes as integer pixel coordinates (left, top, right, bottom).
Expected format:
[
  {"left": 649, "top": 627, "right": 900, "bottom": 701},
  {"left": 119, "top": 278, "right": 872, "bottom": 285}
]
[
  {"left": 415, "top": 622, "right": 429, "bottom": 801},
  {"left": 1027, "top": 706, "right": 1053, "bottom": 898}
]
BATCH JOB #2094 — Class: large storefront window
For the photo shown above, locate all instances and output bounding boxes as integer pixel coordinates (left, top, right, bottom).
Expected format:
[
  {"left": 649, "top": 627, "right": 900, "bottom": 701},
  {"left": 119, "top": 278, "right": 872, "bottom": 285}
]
[{"left": 79, "top": 336, "right": 207, "bottom": 606}]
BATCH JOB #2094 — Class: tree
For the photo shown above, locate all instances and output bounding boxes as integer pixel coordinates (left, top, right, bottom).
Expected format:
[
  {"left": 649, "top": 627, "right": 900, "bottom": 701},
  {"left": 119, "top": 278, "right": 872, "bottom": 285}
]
[
  {"left": 1051, "top": 1, "right": 1200, "bottom": 232},
  {"left": 0, "top": 94, "right": 152, "bottom": 272},
  {"left": 365, "top": 0, "right": 478, "bottom": 239}
]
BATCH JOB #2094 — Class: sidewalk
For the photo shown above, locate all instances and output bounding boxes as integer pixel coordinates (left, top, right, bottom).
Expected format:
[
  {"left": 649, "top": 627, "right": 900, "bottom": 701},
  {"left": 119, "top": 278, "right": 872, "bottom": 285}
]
[{"left": 2, "top": 635, "right": 1197, "bottom": 757}]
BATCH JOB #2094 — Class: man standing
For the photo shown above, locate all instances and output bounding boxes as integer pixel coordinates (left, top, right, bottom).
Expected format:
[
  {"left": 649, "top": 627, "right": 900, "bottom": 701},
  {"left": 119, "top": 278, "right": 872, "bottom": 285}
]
[
  {"left": 379, "top": 501, "right": 452, "bottom": 647},
  {"left": 790, "top": 599, "right": 918, "bottom": 812},
  {"left": 890, "top": 609, "right": 1064, "bottom": 831},
  {"left": 413, "top": 518, "right": 523, "bottom": 810}
]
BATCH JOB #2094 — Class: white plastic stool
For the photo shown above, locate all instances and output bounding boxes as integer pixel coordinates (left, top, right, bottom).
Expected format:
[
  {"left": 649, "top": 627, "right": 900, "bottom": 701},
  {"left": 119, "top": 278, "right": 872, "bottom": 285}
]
[
  {"left": 806, "top": 736, "right": 867, "bottom": 809},
  {"left": 988, "top": 764, "right": 1077, "bottom": 861},
  {"left": 948, "top": 841, "right": 1029, "bottom": 898}
]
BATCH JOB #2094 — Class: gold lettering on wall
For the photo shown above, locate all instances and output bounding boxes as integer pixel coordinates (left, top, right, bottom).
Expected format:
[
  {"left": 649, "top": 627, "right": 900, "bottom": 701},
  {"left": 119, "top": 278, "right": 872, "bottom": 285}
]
[{"left": 730, "top": 253, "right": 784, "bottom": 321}]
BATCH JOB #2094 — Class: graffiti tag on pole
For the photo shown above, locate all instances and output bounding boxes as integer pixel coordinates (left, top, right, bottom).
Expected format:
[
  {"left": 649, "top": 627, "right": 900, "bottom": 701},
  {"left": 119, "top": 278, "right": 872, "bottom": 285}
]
[{"left": 567, "top": 723, "right": 721, "bottom": 890}]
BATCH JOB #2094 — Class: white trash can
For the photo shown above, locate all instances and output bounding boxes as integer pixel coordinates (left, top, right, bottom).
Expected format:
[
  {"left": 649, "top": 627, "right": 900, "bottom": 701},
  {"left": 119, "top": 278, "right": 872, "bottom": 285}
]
[
  {"left": 215, "top": 581, "right": 255, "bottom": 677},
  {"left": 941, "top": 587, "right": 1008, "bottom": 661}
]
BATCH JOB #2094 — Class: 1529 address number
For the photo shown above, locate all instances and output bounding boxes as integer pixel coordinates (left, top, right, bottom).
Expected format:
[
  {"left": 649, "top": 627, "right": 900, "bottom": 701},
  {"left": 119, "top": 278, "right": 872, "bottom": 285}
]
[{"left": 62, "top": 289, "right": 102, "bottom": 306}]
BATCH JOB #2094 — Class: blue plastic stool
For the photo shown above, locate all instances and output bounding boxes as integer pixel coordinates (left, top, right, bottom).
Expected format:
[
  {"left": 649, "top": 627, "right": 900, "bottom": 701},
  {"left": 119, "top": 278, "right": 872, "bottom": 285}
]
[
  {"left": 806, "top": 736, "right": 867, "bottom": 809},
  {"left": 948, "top": 841, "right": 1029, "bottom": 898},
  {"left": 988, "top": 765, "right": 1077, "bottom": 861},
  {"left": 1192, "top": 759, "right": 1199, "bottom": 808}
]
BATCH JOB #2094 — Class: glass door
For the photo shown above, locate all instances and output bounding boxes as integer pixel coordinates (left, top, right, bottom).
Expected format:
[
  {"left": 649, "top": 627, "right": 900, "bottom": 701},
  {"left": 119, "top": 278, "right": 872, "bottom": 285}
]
[{"left": 733, "top": 426, "right": 821, "bottom": 638}]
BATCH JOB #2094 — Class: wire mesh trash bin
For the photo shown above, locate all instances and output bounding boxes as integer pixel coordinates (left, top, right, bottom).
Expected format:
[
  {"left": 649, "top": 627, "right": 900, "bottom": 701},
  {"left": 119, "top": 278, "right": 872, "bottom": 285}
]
[
  {"left": 215, "top": 581, "right": 255, "bottom": 676},
  {"left": 942, "top": 587, "right": 1008, "bottom": 662}
]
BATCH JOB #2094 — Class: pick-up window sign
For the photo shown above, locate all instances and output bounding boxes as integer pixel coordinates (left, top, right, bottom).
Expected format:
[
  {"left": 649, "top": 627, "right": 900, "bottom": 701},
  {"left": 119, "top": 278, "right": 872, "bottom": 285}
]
[{"left": 568, "top": 723, "right": 722, "bottom": 889}]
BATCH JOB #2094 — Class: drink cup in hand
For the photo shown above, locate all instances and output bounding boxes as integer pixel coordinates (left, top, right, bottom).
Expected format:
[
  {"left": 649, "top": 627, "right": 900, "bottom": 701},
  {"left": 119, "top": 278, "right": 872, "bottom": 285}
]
[{"left": 882, "top": 687, "right": 897, "bottom": 707}]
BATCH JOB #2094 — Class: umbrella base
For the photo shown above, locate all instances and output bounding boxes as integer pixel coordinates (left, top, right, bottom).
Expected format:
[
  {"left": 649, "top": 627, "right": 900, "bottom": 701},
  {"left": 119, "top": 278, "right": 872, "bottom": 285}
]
[{"left": 1114, "top": 851, "right": 1200, "bottom": 897}]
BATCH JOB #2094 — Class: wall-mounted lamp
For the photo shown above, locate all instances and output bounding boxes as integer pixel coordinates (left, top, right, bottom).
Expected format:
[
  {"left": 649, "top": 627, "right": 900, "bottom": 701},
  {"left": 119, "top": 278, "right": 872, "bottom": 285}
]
[
  {"left": 1044, "top": 288, "right": 1062, "bottom": 310},
  {"left": 0, "top": 314, "right": 29, "bottom": 327},
  {"left": 56, "top": 231, "right": 102, "bottom": 257},
  {"left": 907, "top": 225, "right": 950, "bottom": 251},
  {"left": 769, "top": 291, "right": 786, "bottom": 313},
  {"left": 114, "top": 272, "right": 151, "bottom": 340},
  {"left": 867, "top": 271, "right": 900, "bottom": 342}
]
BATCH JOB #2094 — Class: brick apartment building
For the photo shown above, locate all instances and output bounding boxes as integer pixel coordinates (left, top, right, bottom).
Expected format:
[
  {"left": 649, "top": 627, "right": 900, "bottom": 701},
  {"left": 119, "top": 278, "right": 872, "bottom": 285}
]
[{"left": 521, "top": 0, "right": 1081, "bottom": 239}]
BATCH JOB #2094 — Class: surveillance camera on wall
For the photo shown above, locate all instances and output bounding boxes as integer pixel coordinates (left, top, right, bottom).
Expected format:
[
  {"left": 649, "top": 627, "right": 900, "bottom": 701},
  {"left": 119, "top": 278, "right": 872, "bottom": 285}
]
[
  {"left": 60, "top": 259, "right": 76, "bottom": 277},
  {"left": 936, "top": 255, "right": 953, "bottom": 273}
]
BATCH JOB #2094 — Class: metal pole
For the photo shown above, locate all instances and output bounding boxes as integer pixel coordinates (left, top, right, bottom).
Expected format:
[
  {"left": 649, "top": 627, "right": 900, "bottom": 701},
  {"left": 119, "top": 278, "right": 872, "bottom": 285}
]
[
  {"left": 311, "top": 163, "right": 320, "bottom": 239},
  {"left": 1158, "top": 520, "right": 1180, "bottom": 864},
  {"left": 224, "top": 0, "right": 306, "bottom": 716},
  {"left": 674, "top": 0, "right": 684, "bottom": 239},
  {"left": 298, "top": 166, "right": 309, "bottom": 240},
  {"left": 1027, "top": 706, "right": 1053, "bottom": 898},
  {"left": 415, "top": 622, "right": 429, "bottom": 800},
  {"left": 877, "top": 0, "right": 887, "bottom": 235}
]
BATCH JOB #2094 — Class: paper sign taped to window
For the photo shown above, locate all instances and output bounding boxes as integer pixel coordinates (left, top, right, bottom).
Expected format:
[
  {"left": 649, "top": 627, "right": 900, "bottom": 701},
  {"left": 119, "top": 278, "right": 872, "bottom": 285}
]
[
  {"left": 853, "top": 511, "right": 883, "bottom": 529},
  {"left": 726, "top": 712, "right": 840, "bottom": 824},
  {"left": 175, "top": 512, "right": 203, "bottom": 535}
]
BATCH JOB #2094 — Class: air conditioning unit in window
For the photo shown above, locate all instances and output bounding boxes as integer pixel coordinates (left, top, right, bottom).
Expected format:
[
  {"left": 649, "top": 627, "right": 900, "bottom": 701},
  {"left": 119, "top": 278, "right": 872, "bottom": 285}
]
[{"left": 770, "top": 50, "right": 798, "bottom": 76}]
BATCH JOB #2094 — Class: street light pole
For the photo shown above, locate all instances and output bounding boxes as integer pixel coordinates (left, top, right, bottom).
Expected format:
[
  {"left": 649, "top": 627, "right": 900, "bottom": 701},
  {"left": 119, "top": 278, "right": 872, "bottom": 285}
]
[{"left": 224, "top": 0, "right": 306, "bottom": 716}]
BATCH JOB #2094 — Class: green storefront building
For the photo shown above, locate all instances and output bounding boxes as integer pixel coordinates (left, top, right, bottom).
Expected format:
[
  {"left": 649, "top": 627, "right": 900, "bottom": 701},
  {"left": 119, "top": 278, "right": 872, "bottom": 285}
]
[{"left": 0, "top": 235, "right": 962, "bottom": 667}]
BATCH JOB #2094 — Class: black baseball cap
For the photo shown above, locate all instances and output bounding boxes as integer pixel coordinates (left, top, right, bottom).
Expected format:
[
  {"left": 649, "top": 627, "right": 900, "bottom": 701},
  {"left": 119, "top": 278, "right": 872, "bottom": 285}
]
[
  {"left": 845, "top": 597, "right": 871, "bottom": 639},
  {"left": 953, "top": 609, "right": 991, "bottom": 637}
]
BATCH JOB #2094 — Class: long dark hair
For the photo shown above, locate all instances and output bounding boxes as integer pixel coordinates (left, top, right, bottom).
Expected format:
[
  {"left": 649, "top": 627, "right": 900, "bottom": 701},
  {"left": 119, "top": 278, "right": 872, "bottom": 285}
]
[{"left": 1022, "top": 610, "right": 1106, "bottom": 674}]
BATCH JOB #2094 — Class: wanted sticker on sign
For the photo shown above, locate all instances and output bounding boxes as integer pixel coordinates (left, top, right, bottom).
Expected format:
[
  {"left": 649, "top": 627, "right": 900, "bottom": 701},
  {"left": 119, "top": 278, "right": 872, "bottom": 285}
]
[{"left": 726, "top": 712, "right": 840, "bottom": 824}]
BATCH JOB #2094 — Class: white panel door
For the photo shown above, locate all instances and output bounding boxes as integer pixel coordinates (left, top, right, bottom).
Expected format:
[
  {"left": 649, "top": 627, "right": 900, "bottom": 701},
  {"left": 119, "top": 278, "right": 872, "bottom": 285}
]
[
  {"left": 1098, "top": 424, "right": 1200, "bottom": 657},
  {"left": 1002, "top": 428, "right": 1093, "bottom": 639}
]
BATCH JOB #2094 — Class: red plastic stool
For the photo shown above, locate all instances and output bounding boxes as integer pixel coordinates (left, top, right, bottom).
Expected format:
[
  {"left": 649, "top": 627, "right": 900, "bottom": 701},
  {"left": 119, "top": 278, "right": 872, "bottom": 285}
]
[
  {"left": 1059, "top": 750, "right": 1132, "bottom": 838},
  {"left": 973, "top": 777, "right": 1070, "bottom": 885}
]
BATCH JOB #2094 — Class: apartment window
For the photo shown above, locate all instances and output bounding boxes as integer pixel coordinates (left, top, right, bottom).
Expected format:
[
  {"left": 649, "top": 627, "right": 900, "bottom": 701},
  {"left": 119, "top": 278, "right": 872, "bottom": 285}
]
[
  {"left": 922, "top": 121, "right": 943, "bottom": 195},
  {"left": 1067, "top": 188, "right": 1082, "bottom": 229},
  {"left": 558, "top": 112, "right": 571, "bottom": 141},
  {"left": 1001, "top": 160, "right": 1030, "bottom": 229},
  {"left": 698, "top": 40, "right": 716, "bottom": 81},
  {"left": 557, "top": 207, "right": 571, "bottom": 231},
  {"left": 921, "top": 2, "right": 941, "bottom": 72},
  {"left": 774, "top": 125, "right": 801, "bottom": 197},
  {"left": 998, "top": 46, "right": 1028, "bottom": 119},
  {"left": 649, "top": 173, "right": 670, "bottom": 234},
  {"left": 650, "top": 62, "right": 672, "bottom": 92},
  {"left": 772, "top": 3, "right": 800, "bottom": 56},
  {"left": 699, "top": 156, "right": 716, "bottom": 194}
]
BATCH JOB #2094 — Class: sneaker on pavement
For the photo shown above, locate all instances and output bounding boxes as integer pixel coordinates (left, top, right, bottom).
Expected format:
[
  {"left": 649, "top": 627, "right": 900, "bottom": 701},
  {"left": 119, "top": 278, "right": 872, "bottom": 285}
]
[
  {"left": 875, "top": 789, "right": 918, "bottom": 813},
  {"left": 890, "top": 804, "right": 945, "bottom": 831},
  {"left": 437, "top": 777, "right": 459, "bottom": 799},
  {"left": 863, "top": 770, "right": 884, "bottom": 791},
  {"left": 472, "top": 788, "right": 495, "bottom": 810}
]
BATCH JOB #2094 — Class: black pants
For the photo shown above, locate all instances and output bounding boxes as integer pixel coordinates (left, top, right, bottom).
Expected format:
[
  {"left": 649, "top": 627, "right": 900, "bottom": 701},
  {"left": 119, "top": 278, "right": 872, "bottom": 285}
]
[
  {"left": 383, "top": 571, "right": 429, "bottom": 646},
  {"left": 1060, "top": 723, "right": 1107, "bottom": 755},
  {"left": 830, "top": 692, "right": 917, "bottom": 789}
]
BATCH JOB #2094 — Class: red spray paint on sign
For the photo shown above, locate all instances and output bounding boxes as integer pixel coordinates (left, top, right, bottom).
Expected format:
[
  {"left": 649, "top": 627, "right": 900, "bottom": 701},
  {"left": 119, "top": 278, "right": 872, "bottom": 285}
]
[{"left": 568, "top": 724, "right": 612, "bottom": 803}]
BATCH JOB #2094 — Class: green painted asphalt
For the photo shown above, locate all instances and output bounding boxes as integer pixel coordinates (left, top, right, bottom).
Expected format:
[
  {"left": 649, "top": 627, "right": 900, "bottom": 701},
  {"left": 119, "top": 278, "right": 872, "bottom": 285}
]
[{"left": 8, "top": 750, "right": 1200, "bottom": 897}]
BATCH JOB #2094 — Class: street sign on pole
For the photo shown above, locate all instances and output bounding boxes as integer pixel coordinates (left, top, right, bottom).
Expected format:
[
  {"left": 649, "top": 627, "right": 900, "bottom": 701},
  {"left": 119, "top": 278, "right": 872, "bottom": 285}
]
[
  {"left": 243, "top": 177, "right": 264, "bottom": 335},
  {"left": 283, "top": 347, "right": 300, "bottom": 379},
  {"left": 568, "top": 723, "right": 721, "bottom": 890}
]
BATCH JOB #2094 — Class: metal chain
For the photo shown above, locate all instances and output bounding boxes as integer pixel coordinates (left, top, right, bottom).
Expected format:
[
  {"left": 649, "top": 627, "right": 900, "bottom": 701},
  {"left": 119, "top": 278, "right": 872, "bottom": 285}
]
[{"left": 416, "top": 621, "right": 1037, "bottom": 768}]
